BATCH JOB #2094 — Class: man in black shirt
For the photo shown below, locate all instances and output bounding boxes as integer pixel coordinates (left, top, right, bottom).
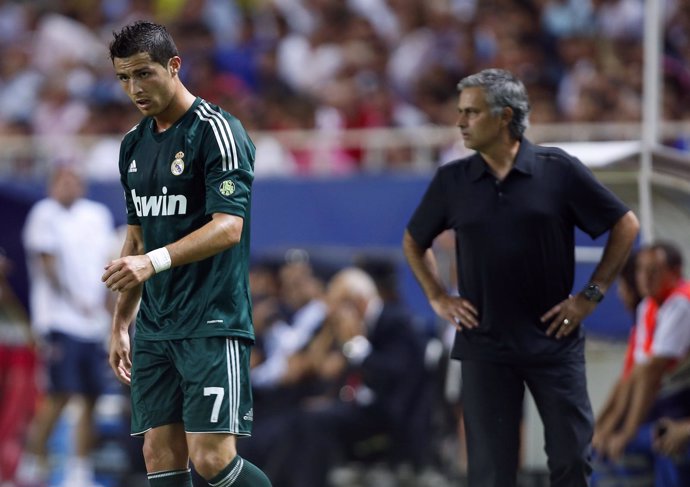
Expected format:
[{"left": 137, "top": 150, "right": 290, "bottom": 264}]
[{"left": 403, "top": 68, "right": 639, "bottom": 487}]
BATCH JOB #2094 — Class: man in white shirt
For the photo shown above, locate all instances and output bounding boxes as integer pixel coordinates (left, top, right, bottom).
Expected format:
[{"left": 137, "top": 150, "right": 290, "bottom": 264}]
[{"left": 16, "top": 165, "right": 115, "bottom": 487}]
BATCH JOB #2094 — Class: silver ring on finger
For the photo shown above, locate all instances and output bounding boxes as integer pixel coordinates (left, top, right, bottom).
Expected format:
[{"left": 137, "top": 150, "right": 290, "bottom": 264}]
[{"left": 563, "top": 318, "right": 570, "bottom": 326}]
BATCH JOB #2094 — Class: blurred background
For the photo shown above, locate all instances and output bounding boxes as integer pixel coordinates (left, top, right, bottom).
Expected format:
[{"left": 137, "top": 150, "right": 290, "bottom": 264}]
[{"left": 1, "top": 0, "right": 690, "bottom": 486}]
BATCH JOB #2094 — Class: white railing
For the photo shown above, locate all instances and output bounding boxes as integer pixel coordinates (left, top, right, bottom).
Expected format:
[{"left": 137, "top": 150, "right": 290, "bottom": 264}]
[{"left": 1, "top": 121, "right": 690, "bottom": 179}]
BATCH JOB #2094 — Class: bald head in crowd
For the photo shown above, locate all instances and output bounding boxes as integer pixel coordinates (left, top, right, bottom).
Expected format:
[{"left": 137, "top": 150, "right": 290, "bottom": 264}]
[{"left": 327, "top": 267, "right": 380, "bottom": 317}]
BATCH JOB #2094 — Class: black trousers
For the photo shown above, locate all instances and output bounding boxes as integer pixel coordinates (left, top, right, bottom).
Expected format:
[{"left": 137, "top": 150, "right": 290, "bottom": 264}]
[{"left": 461, "top": 359, "right": 594, "bottom": 487}]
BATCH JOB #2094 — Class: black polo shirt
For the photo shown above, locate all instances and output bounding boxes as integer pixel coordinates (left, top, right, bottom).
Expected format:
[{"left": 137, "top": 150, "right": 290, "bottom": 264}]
[{"left": 407, "top": 139, "right": 629, "bottom": 364}]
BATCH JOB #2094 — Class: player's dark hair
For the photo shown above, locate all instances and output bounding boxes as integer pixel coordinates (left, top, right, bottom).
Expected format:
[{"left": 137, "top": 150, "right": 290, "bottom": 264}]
[{"left": 109, "top": 21, "right": 178, "bottom": 67}]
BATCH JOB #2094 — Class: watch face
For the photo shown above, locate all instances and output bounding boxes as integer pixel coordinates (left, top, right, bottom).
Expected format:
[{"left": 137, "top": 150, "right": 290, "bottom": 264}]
[{"left": 585, "top": 285, "right": 603, "bottom": 302}]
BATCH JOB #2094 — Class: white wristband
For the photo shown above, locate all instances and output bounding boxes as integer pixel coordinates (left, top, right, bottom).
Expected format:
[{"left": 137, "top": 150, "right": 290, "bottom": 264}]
[{"left": 146, "top": 247, "right": 171, "bottom": 274}]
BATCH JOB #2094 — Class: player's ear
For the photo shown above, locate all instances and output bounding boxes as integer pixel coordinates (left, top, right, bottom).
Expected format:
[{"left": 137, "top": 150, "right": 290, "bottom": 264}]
[{"left": 168, "top": 56, "right": 182, "bottom": 77}]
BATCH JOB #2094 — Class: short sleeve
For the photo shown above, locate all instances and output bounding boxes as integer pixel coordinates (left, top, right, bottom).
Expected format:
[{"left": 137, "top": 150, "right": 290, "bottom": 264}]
[
  {"left": 406, "top": 168, "right": 450, "bottom": 249},
  {"left": 202, "top": 117, "right": 255, "bottom": 218},
  {"left": 566, "top": 158, "right": 629, "bottom": 238},
  {"left": 651, "top": 297, "right": 690, "bottom": 359}
]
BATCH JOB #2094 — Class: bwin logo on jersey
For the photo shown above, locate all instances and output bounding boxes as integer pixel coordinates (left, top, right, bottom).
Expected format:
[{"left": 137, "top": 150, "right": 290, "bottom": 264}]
[{"left": 131, "top": 187, "right": 187, "bottom": 217}]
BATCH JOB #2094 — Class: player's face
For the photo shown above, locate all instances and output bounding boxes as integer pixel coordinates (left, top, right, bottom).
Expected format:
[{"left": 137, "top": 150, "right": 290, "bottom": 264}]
[
  {"left": 456, "top": 87, "right": 506, "bottom": 153},
  {"left": 113, "top": 52, "right": 178, "bottom": 117}
]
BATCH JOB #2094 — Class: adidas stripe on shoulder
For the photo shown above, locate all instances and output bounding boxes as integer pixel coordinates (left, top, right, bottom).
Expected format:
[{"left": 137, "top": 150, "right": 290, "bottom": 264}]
[{"left": 194, "top": 102, "right": 238, "bottom": 171}]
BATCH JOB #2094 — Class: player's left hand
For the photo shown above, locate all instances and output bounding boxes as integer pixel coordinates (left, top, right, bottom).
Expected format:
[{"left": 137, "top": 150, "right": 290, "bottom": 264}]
[
  {"left": 102, "top": 255, "right": 155, "bottom": 292},
  {"left": 541, "top": 294, "right": 597, "bottom": 339}
]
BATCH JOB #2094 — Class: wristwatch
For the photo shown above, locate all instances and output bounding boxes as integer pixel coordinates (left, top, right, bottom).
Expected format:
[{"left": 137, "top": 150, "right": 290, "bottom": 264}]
[{"left": 582, "top": 283, "right": 604, "bottom": 303}]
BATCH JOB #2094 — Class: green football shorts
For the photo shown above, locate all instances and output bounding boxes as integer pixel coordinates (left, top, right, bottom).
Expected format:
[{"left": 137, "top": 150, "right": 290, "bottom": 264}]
[{"left": 130, "top": 336, "right": 253, "bottom": 436}]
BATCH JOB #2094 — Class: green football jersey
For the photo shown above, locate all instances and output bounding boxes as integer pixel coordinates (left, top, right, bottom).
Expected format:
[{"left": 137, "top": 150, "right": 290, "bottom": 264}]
[{"left": 118, "top": 97, "right": 255, "bottom": 341}]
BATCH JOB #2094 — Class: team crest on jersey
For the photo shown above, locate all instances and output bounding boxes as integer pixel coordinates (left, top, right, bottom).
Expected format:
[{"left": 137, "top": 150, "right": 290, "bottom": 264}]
[
  {"left": 219, "top": 180, "right": 235, "bottom": 196},
  {"left": 171, "top": 151, "right": 185, "bottom": 176}
]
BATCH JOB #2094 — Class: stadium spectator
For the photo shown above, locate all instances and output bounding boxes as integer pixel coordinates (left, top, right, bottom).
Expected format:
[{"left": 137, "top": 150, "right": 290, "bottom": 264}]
[
  {"left": 16, "top": 164, "right": 115, "bottom": 487},
  {"left": 284, "top": 267, "right": 429, "bottom": 486},
  {"left": 31, "top": 72, "right": 90, "bottom": 137},
  {"left": 592, "top": 0, "right": 644, "bottom": 41},
  {"left": 251, "top": 258, "right": 327, "bottom": 389},
  {"left": 595, "top": 241, "right": 690, "bottom": 486},
  {"left": 0, "top": 43, "right": 42, "bottom": 124},
  {"left": 240, "top": 256, "right": 328, "bottom": 485},
  {"left": 540, "top": 0, "right": 595, "bottom": 38},
  {"left": 403, "top": 68, "right": 639, "bottom": 487}
]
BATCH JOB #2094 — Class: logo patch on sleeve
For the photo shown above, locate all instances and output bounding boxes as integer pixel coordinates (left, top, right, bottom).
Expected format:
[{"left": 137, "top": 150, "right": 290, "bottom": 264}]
[{"left": 219, "top": 180, "right": 236, "bottom": 196}]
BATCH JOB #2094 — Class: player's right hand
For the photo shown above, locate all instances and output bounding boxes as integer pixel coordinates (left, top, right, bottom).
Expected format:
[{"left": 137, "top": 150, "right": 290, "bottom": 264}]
[{"left": 102, "top": 254, "right": 154, "bottom": 292}]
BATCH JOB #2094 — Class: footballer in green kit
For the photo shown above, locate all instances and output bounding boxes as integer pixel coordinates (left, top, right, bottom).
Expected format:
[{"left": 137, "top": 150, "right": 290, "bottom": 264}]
[
  {"left": 119, "top": 97, "right": 254, "bottom": 343},
  {"left": 102, "top": 21, "right": 272, "bottom": 487}
]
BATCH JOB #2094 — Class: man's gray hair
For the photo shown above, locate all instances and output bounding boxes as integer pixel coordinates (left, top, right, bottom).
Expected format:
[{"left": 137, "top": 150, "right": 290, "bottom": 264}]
[{"left": 457, "top": 69, "right": 531, "bottom": 139}]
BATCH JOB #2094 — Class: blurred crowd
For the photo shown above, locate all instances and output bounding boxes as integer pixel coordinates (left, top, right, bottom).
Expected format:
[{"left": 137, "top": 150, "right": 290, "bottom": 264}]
[
  {"left": 237, "top": 251, "right": 453, "bottom": 487},
  {"left": 0, "top": 225, "right": 462, "bottom": 486},
  {"left": 1, "top": 0, "right": 690, "bottom": 176}
]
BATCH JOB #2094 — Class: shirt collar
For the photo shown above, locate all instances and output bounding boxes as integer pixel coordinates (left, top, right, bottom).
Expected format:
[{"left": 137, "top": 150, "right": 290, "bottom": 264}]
[{"left": 468, "top": 138, "right": 535, "bottom": 182}]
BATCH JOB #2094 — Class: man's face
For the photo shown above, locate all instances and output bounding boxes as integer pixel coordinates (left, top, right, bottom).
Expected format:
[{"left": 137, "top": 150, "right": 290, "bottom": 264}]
[
  {"left": 456, "top": 86, "right": 506, "bottom": 152},
  {"left": 636, "top": 248, "right": 677, "bottom": 301},
  {"left": 50, "top": 167, "right": 83, "bottom": 207},
  {"left": 113, "top": 52, "right": 177, "bottom": 117}
]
